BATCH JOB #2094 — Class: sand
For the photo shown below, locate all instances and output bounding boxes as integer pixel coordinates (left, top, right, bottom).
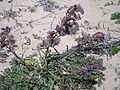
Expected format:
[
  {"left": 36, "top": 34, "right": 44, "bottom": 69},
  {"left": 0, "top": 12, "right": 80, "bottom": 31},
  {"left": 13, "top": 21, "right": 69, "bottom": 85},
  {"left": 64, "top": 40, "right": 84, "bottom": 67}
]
[{"left": 0, "top": 0, "right": 120, "bottom": 90}]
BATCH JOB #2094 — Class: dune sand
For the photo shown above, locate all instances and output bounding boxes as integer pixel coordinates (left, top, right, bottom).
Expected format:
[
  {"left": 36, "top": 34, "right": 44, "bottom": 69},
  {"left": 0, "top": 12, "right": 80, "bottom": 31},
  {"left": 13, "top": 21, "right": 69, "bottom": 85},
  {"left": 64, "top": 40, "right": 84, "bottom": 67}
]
[{"left": 0, "top": 0, "right": 120, "bottom": 90}]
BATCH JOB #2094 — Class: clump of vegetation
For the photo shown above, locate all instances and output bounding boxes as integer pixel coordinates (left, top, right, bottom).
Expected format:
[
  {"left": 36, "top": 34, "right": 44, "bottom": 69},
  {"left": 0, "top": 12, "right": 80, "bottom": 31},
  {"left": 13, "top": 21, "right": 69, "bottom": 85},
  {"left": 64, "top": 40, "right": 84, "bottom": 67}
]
[
  {"left": 111, "top": 12, "right": 120, "bottom": 20},
  {"left": 0, "top": 9, "right": 19, "bottom": 21},
  {"left": 75, "top": 32, "right": 105, "bottom": 54},
  {"left": 75, "top": 32, "right": 120, "bottom": 56},
  {"left": 37, "top": 0, "right": 64, "bottom": 12},
  {"left": 0, "top": 51, "right": 9, "bottom": 63},
  {"left": 0, "top": 52, "right": 9, "bottom": 59},
  {"left": 111, "top": 12, "right": 120, "bottom": 24},
  {"left": 107, "top": 44, "right": 120, "bottom": 56},
  {"left": 104, "top": 1, "right": 114, "bottom": 7},
  {"left": 0, "top": 64, "right": 32, "bottom": 90},
  {"left": 104, "top": 0, "right": 120, "bottom": 6},
  {"left": 0, "top": 45, "right": 106, "bottom": 90}
]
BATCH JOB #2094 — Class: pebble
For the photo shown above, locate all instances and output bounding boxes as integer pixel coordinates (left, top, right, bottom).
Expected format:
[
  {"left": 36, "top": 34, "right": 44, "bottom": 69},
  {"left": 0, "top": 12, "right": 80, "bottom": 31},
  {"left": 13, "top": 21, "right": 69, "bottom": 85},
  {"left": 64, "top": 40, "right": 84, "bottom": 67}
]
[{"left": 21, "top": 37, "right": 31, "bottom": 45}]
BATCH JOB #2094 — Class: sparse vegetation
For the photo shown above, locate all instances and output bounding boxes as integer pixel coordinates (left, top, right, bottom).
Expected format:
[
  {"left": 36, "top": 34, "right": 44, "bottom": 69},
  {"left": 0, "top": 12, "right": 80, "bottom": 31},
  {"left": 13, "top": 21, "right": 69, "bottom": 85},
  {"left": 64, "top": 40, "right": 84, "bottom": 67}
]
[{"left": 104, "top": 1, "right": 114, "bottom": 7}]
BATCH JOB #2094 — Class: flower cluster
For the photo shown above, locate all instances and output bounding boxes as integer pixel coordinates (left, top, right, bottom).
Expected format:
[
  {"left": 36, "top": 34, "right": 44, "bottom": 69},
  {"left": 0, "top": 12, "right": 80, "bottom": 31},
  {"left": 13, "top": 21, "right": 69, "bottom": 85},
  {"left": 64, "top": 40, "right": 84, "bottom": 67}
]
[
  {"left": 0, "top": 26, "right": 14, "bottom": 49},
  {"left": 77, "top": 34, "right": 92, "bottom": 51},
  {"left": 55, "top": 17, "right": 79, "bottom": 36},
  {"left": 76, "top": 32, "right": 105, "bottom": 52},
  {"left": 55, "top": 4, "right": 84, "bottom": 36},
  {"left": 66, "top": 4, "right": 84, "bottom": 20},
  {"left": 92, "top": 32, "right": 105, "bottom": 43},
  {"left": 78, "top": 63, "right": 104, "bottom": 75},
  {"left": 40, "top": 31, "right": 60, "bottom": 47}
]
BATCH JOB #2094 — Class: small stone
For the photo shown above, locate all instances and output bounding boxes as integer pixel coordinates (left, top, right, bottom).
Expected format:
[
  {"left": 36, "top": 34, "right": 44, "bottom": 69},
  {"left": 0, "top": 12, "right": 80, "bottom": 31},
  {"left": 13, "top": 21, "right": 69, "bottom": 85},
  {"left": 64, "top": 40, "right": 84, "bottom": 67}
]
[
  {"left": 22, "top": 37, "right": 31, "bottom": 45},
  {"left": 114, "top": 78, "right": 117, "bottom": 81}
]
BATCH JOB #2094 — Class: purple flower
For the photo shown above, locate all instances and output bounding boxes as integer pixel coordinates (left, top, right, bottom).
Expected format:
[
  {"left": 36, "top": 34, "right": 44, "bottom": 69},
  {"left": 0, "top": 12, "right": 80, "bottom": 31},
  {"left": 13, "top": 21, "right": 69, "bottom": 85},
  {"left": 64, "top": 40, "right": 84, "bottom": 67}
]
[
  {"left": 79, "top": 9, "right": 84, "bottom": 15},
  {"left": 83, "top": 69, "right": 91, "bottom": 75},
  {"left": 1, "top": 28, "right": 5, "bottom": 31},
  {"left": 53, "top": 38, "right": 60, "bottom": 46},
  {"left": 46, "top": 35, "right": 53, "bottom": 40},
  {"left": 0, "top": 42, "right": 2, "bottom": 49},
  {"left": 88, "top": 67, "right": 94, "bottom": 72},
  {"left": 5, "top": 26, "right": 11, "bottom": 32},
  {"left": 93, "top": 32, "right": 105, "bottom": 43},
  {"left": 59, "top": 30, "right": 67, "bottom": 36},
  {"left": 47, "top": 31, "right": 55, "bottom": 35},
  {"left": 0, "top": 26, "right": 11, "bottom": 32},
  {"left": 0, "top": 41, "right": 6, "bottom": 49},
  {"left": 73, "top": 4, "right": 77, "bottom": 9}
]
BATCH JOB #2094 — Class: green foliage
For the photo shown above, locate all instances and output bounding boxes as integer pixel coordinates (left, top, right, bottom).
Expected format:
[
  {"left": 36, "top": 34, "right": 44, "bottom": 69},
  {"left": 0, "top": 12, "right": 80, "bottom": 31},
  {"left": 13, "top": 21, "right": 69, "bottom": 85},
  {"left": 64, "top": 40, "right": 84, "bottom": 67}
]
[
  {"left": 111, "top": 12, "right": 120, "bottom": 24},
  {"left": 0, "top": 51, "right": 9, "bottom": 63},
  {"left": 111, "top": 12, "right": 120, "bottom": 20},
  {"left": 0, "top": 48, "right": 106, "bottom": 90},
  {"left": 0, "top": 51, "right": 9, "bottom": 59},
  {"left": 107, "top": 44, "right": 120, "bottom": 56},
  {"left": 0, "top": 64, "right": 33, "bottom": 90}
]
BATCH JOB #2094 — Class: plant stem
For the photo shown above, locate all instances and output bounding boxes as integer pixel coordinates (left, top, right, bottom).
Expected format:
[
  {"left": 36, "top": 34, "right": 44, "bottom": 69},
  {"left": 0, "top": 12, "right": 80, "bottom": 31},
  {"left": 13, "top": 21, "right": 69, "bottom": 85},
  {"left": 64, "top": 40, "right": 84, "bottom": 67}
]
[
  {"left": 45, "top": 46, "right": 49, "bottom": 59},
  {"left": 7, "top": 46, "right": 25, "bottom": 64}
]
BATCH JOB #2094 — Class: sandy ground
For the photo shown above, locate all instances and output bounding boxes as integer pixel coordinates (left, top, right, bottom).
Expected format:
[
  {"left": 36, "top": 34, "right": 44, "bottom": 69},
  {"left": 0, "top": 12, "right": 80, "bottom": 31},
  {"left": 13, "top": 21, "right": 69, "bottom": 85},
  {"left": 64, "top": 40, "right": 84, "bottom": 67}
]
[{"left": 0, "top": 0, "right": 120, "bottom": 90}]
